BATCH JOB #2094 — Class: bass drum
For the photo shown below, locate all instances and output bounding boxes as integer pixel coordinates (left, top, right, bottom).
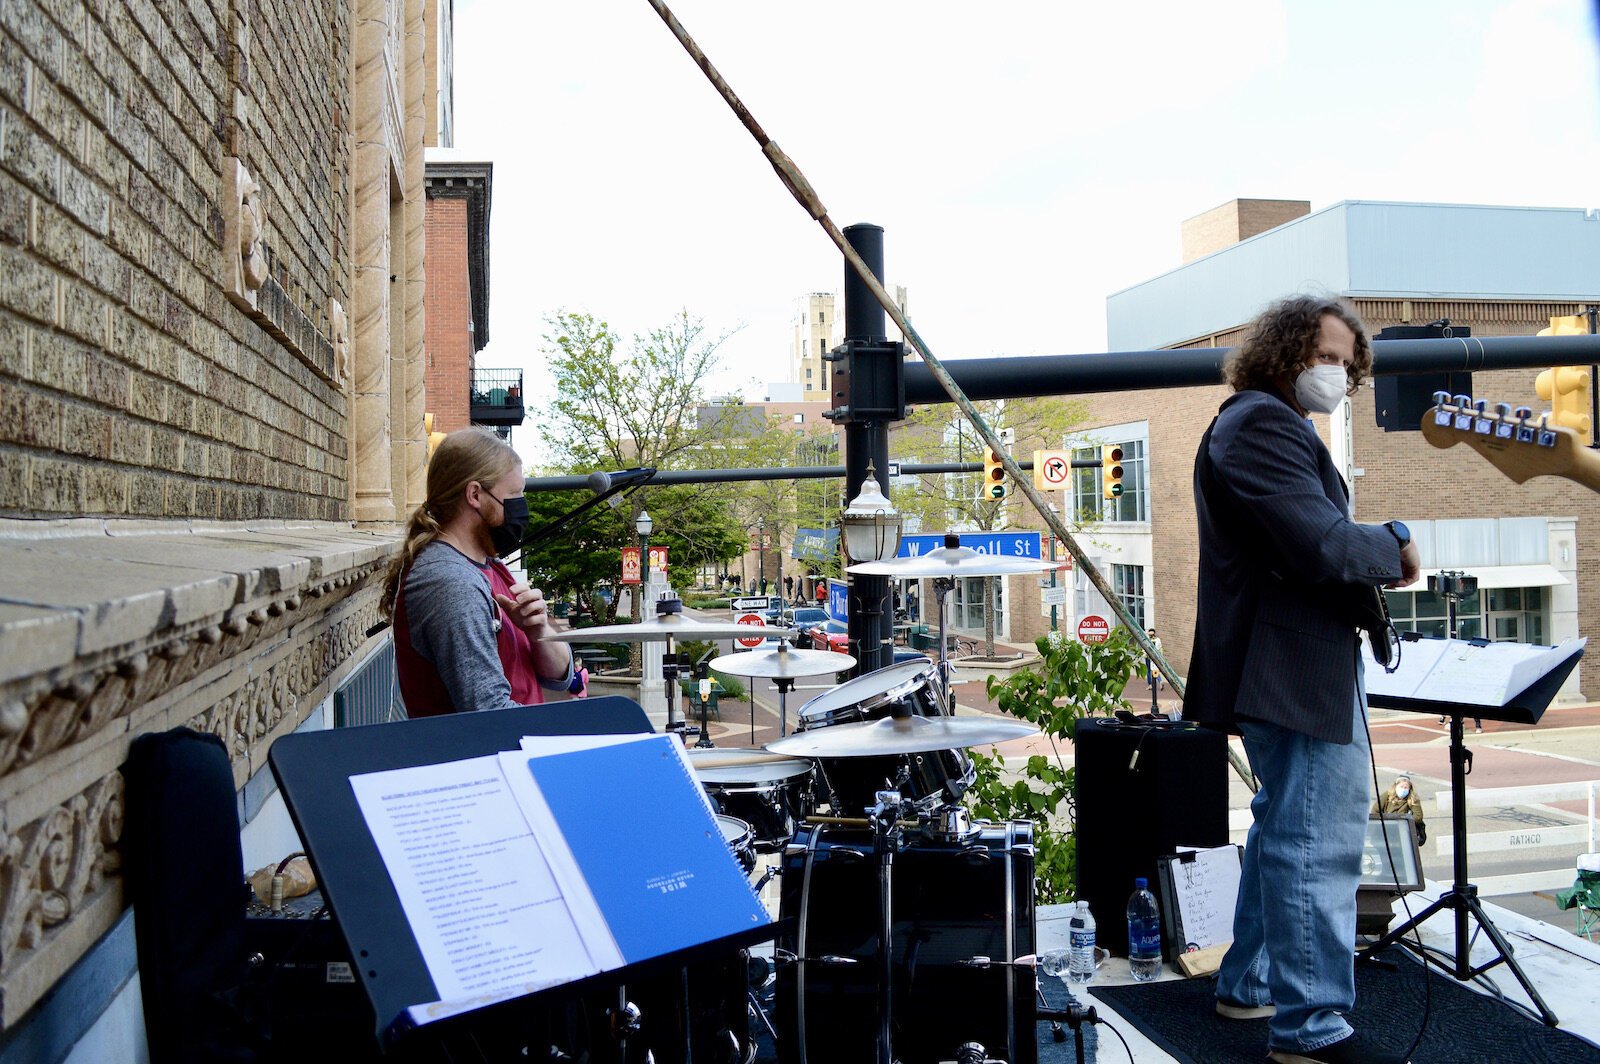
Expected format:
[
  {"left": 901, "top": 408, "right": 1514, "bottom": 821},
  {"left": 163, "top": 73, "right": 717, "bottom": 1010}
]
[
  {"left": 795, "top": 659, "right": 974, "bottom": 816},
  {"left": 775, "top": 821, "right": 1036, "bottom": 1064}
]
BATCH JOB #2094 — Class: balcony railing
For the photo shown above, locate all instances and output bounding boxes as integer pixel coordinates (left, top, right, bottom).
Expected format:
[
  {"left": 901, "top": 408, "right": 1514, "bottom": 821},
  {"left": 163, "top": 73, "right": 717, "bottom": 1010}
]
[{"left": 470, "top": 368, "right": 525, "bottom": 427}]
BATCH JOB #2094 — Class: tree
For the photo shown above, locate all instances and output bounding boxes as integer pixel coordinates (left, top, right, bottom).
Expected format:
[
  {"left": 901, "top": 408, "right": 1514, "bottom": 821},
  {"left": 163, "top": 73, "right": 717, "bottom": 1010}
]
[
  {"left": 540, "top": 310, "right": 755, "bottom": 664},
  {"left": 891, "top": 396, "right": 1087, "bottom": 656}
]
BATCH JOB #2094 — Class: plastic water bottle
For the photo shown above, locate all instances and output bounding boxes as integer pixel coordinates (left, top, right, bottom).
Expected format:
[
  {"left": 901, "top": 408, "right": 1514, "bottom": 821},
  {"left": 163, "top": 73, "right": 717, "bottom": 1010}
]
[
  {"left": 1068, "top": 901, "right": 1097, "bottom": 983},
  {"left": 1126, "top": 878, "right": 1162, "bottom": 981}
]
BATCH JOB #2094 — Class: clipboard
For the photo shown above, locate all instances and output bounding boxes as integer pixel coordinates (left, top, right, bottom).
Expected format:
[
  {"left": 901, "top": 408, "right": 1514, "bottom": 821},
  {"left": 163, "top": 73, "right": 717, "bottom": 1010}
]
[{"left": 1155, "top": 844, "right": 1243, "bottom": 963}]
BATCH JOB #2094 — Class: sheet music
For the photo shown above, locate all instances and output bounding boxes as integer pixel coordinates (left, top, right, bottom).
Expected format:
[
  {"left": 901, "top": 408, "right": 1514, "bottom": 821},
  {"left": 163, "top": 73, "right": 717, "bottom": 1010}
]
[
  {"left": 1363, "top": 636, "right": 1585, "bottom": 707},
  {"left": 1164, "top": 845, "right": 1241, "bottom": 952},
  {"left": 349, "top": 756, "right": 598, "bottom": 1002}
]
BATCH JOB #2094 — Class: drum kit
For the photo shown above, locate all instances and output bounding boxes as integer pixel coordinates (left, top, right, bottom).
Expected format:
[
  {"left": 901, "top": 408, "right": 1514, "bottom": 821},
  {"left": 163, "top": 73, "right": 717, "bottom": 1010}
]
[{"left": 544, "top": 538, "right": 1058, "bottom": 1063}]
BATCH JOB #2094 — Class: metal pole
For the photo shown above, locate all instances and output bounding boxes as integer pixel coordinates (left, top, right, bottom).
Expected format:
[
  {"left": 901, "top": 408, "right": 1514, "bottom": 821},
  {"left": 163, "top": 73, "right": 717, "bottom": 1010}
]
[{"left": 842, "top": 223, "right": 893, "bottom": 678}]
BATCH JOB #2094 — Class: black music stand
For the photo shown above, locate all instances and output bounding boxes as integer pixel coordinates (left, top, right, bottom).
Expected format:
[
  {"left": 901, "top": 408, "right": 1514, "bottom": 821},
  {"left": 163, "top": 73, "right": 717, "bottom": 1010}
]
[
  {"left": 268, "top": 697, "right": 774, "bottom": 1055},
  {"left": 1360, "top": 639, "right": 1583, "bottom": 1027}
]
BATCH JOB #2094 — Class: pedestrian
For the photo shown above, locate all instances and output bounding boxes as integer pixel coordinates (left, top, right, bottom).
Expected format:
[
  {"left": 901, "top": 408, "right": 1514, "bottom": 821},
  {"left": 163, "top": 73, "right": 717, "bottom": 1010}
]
[
  {"left": 816, "top": 581, "right": 827, "bottom": 606},
  {"left": 906, "top": 586, "right": 919, "bottom": 623},
  {"left": 785, "top": 574, "right": 795, "bottom": 602},
  {"left": 1372, "top": 772, "right": 1426, "bottom": 846},
  {"left": 1188, "top": 295, "right": 1418, "bottom": 1064},
  {"left": 380, "top": 429, "right": 576, "bottom": 716}
]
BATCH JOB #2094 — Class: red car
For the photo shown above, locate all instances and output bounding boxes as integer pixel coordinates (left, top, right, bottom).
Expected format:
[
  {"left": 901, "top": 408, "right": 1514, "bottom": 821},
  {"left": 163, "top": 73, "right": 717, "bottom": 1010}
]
[{"left": 810, "top": 620, "right": 850, "bottom": 654}]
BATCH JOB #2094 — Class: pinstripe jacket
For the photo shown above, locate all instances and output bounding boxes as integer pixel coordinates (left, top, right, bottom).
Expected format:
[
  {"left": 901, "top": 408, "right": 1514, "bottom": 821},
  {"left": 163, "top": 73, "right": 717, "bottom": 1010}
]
[{"left": 1187, "top": 389, "right": 1404, "bottom": 744}]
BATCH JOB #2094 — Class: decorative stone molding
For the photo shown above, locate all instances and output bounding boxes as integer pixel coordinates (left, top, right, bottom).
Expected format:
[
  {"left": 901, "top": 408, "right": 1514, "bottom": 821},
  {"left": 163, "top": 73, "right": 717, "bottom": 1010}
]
[
  {"left": 223, "top": 157, "right": 270, "bottom": 311},
  {"left": 0, "top": 525, "right": 399, "bottom": 1026},
  {"left": 329, "top": 298, "right": 351, "bottom": 386}
]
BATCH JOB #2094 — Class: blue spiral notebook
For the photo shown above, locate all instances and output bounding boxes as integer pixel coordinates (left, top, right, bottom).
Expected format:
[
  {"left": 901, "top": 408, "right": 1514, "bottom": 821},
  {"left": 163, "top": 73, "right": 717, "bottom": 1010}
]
[{"left": 520, "top": 735, "right": 770, "bottom": 963}]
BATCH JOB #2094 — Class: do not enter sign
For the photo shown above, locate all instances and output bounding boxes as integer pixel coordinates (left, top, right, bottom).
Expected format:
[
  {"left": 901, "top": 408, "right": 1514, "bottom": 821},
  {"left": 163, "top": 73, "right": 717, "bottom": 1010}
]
[
  {"left": 735, "top": 614, "right": 766, "bottom": 648},
  {"left": 1077, "top": 615, "right": 1110, "bottom": 644}
]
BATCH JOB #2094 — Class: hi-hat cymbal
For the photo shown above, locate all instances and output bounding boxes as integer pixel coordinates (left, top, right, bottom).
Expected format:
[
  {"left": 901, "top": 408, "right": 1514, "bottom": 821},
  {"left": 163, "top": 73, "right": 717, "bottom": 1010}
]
[
  {"left": 765, "top": 714, "right": 1037, "bottom": 758},
  {"left": 709, "top": 645, "right": 856, "bottom": 679},
  {"left": 847, "top": 547, "right": 1053, "bottom": 578},
  {"left": 548, "top": 614, "right": 795, "bottom": 642}
]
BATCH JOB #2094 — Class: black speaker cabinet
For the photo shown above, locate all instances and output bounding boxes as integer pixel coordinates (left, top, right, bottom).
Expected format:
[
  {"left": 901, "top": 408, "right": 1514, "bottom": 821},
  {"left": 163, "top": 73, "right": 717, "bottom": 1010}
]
[{"left": 1074, "top": 718, "right": 1229, "bottom": 956}]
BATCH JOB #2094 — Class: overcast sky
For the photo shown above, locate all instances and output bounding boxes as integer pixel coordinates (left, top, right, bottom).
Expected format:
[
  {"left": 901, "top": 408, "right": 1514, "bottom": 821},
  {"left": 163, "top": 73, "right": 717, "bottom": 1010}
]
[{"left": 451, "top": 0, "right": 1600, "bottom": 462}]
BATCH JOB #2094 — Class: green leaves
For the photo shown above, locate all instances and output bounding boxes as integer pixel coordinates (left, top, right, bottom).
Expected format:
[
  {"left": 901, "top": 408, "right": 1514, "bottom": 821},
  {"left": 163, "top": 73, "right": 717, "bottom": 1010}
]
[{"left": 965, "top": 626, "right": 1139, "bottom": 903}]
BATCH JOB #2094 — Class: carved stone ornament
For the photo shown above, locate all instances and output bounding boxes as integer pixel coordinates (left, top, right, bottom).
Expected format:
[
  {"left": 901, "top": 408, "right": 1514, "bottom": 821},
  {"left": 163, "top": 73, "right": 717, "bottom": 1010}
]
[
  {"left": 223, "top": 157, "right": 269, "bottom": 311},
  {"left": 329, "top": 298, "right": 350, "bottom": 385}
]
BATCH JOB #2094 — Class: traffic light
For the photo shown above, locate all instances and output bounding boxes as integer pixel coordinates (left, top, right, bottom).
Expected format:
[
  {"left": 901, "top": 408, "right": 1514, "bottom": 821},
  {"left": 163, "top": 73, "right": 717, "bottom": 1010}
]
[
  {"left": 1535, "top": 315, "right": 1593, "bottom": 445},
  {"left": 1102, "top": 445, "right": 1124, "bottom": 501},
  {"left": 983, "top": 448, "right": 1007, "bottom": 500}
]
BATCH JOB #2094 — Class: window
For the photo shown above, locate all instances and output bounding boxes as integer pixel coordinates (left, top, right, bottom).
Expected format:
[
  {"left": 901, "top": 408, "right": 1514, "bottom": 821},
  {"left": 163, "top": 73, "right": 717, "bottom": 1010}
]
[
  {"left": 819, "top": 309, "right": 825, "bottom": 323},
  {"left": 1111, "top": 564, "right": 1145, "bottom": 630},
  {"left": 1070, "top": 440, "right": 1149, "bottom": 523},
  {"left": 954, "top": 576, "right": 1003, "bottom": 631},
  {"left": 805, "top": 368, "right": 813, "bottom": 379},
  {"left": 1383, "top": 584, "right": 1548, "bottom": 643},
  {"left": 792, "top": 413, "right": 804, "bottom": 423}
]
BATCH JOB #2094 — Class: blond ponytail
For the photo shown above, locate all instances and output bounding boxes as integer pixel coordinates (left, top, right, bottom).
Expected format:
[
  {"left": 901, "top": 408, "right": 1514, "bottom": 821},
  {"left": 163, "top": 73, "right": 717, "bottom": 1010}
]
[{"left": 379, "top": 428, "right": 521, "bottom": 619}]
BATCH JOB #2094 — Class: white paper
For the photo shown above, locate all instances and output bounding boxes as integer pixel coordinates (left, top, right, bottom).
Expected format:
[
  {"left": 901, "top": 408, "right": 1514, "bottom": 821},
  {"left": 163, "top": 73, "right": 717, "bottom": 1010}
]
[
  {"left": 349, "top": 756, "right": 597, "bottom": 1002},
  {"left": 517, "top": 732, "right": 654, "bottom": 755},
  {"left": 1363, "top": 636, "right": 1584, "bottom": 708},
  {"left": 1167, "top": 845, "right": 1241, "bottom": 952}
]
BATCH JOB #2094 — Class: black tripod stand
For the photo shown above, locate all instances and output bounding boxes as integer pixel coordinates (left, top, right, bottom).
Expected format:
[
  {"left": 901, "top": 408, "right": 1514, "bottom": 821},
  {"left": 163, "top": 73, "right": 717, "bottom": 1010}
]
[{"left": 1360, "top": 572, "right": 1558, "bottom": 1026}]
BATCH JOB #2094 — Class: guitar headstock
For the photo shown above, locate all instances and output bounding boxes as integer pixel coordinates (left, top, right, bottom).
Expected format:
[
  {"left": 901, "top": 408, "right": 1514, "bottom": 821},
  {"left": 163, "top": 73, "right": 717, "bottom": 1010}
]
[{"left": 1419, "top": 392, "right": 1587, "bottom": 485}]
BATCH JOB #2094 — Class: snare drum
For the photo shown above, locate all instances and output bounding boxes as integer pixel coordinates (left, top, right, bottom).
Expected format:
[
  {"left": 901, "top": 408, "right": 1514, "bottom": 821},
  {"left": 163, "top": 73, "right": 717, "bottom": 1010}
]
[
  {"left": 688, "top": 748, "right": 815, "bottom": 852},
  {"left": 796, "top": 660, "right": 975, "bottom": 815},
  {"left": 716, "top": 813, "right": 758, "bottom": 877}
]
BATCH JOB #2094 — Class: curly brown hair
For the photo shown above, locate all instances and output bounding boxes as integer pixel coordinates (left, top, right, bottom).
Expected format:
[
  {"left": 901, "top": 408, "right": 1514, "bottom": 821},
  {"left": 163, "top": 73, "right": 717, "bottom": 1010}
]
[{"left": 1223, "top": 295, "right": 1372, "bottom": 396}]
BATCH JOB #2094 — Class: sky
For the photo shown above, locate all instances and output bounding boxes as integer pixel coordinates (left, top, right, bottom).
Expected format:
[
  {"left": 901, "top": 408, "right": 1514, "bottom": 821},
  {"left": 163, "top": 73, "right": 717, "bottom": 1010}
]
[{"left": 450, "top": 0, "right": 1600, "bottom": 462}]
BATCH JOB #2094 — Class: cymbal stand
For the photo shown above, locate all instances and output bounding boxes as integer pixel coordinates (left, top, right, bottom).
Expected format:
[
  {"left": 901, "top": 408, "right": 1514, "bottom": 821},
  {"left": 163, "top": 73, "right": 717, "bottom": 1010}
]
[
  {"left": 933, "top": 577, "right": 956, "bottom": 714},
  {"left": 870, "top": 789, "right": 914, "bottom": 1064}
]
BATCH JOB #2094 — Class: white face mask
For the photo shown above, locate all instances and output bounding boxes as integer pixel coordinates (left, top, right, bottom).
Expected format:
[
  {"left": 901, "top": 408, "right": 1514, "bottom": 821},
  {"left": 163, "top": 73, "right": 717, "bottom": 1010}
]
[{"left": 1293, "top": 364, "right": 1348, "bottom": 414}]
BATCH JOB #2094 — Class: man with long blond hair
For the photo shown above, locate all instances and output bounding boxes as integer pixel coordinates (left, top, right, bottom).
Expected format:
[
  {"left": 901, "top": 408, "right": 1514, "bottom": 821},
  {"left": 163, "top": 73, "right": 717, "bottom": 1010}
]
[
  {"left": 381, "top": 429, "right": 573, "bottom": 715},
  {"left": 1189, "top": 295, "right": 1419, "bottom": 1064}
]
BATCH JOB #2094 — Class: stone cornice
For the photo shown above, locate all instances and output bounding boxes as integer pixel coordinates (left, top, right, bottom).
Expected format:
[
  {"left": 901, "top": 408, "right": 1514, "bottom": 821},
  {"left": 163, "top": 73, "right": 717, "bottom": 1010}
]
[{"left": 0, "top": 522, "right": 401, "bottom": 1026}]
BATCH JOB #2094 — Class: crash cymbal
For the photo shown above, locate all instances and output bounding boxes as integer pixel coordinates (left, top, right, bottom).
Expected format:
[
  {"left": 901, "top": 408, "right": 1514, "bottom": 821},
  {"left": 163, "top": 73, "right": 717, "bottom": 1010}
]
[
  {"left": 685, "top": 747, "right": 815, "bottom": 783},
  {"left": 847, "top": 546, "right": 1052, "bottom": 578},
  {"left": 765, "top": 713, "right": 1037, "bottom": 758},
  {"left": 709, "top": 645, "right": 856, "bottom": 679},
  {"left": 547, "top": 613, "right": 796, "bottom": 642}
]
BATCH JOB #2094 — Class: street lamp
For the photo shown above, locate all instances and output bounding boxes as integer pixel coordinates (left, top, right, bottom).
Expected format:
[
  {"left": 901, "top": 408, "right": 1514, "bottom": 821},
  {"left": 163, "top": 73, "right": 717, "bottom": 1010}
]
[
  {"left": 636, "top": 510, "right": 653, "bottom": 561},
  {"left": 841, "top": 465, "right": 901, "bottom": 564}
]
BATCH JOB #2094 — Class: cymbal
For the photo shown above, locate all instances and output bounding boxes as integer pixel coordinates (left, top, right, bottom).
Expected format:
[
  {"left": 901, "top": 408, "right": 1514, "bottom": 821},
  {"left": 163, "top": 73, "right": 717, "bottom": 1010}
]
[
  {"left": 709, "top": 645, "right": 856, "bottom": 679},
  {"left": 847, "top": 547, "right": 1053, "bottom": 578},
  {"left": 765, "top": 714, "right": 1038, "bottom": 758},
  {"left": 548, "top": 614, "right": 795, "bottom": 642}
]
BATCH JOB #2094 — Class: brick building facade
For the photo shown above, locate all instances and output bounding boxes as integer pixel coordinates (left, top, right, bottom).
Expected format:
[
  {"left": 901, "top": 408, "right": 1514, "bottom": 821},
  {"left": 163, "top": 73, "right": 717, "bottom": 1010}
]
[
  {"left": 1019, "top": 200, "right": 1599, "bottom": 702},
  {"left": 0, "top": 0, "right": 448, "bottom": 1051}
]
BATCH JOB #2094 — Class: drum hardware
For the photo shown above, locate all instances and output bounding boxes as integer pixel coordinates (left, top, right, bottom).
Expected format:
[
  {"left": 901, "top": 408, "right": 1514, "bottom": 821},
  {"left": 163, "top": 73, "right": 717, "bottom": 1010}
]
[{"left": 710, "top": 644, "right": 854, "bottom": 740}]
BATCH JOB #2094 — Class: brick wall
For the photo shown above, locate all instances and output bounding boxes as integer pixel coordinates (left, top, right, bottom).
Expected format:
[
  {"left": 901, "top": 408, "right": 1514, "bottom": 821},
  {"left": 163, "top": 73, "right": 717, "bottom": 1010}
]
[
  {"left": 423, "top": 193, "right": 470, "bottom": 432},
  {"left": 0, "top": 0, "right": 351, "bottom": 520}
]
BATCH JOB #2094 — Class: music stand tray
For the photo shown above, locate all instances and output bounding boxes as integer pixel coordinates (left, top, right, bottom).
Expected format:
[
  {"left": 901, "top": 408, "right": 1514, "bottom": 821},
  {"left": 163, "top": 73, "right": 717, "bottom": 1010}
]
[{"left": 268, "top": 697, "right": 775, "bottom": 1047}]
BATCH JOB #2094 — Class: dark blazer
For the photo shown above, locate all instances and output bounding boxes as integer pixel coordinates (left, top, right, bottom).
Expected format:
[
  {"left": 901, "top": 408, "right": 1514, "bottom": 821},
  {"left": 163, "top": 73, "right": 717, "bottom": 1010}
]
[{"left": 1187, "top": 389, "right": 1403, "bottom": 744}]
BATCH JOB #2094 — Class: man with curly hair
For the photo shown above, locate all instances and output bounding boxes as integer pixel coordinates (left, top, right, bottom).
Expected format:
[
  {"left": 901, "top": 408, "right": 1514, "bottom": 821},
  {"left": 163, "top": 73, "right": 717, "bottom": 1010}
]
[{"left": 1188, "top": 295, "right": 1420, "bottom": 1064}]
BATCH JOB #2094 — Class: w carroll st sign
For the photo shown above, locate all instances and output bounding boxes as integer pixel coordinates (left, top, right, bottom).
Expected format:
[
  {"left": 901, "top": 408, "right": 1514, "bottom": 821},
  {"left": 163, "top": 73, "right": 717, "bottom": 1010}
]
[{"left": 896, "top": 532, "right": 1042, "bottom": 559}]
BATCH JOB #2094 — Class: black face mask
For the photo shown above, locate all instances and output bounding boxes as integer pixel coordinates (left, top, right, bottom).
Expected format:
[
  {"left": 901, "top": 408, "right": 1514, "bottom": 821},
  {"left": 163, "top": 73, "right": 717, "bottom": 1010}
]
[{"left": 488, "top": 493, "right": 528, "bottom": 557}]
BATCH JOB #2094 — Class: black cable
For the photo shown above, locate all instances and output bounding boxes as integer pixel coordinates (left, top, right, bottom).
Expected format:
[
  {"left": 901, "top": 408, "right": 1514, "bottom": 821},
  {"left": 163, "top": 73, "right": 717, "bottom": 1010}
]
[
  {"left": 1101, "top": 1017, "right": 1135, "bottom": 1064},
  {"left": 1363, "top": 700, "right": 1431, "bottom": 1063}
]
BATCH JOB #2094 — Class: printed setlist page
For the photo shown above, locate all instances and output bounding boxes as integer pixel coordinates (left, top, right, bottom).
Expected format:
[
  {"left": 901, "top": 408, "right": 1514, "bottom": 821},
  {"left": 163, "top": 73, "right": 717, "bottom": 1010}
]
[{"left": 349, "top": 755, "right": 598, "bottom": 1004}]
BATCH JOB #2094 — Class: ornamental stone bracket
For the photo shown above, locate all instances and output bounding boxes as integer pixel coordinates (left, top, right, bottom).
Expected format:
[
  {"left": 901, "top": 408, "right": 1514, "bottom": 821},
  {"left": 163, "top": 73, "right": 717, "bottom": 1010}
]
[{"left": 0, "top": 522, "right": 400, "bottom": 1027}]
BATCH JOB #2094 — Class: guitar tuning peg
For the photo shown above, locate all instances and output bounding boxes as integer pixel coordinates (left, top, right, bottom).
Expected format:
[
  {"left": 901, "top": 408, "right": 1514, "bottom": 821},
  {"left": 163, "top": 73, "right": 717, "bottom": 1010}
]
[
  {"left": 1494, "top": 403, "right": 1511, "bottom": 418},
  {"left": 1432, "top": 390, "right": 1452, "bottom": 406},
  {"left": 1473, "top": 398, "right": 1488, "bottom": 415},
  {"left": 1514, "top": 406, "right": 1533, "bottom": 422},
  {"left": 1452, "top": 394, "right": 1473, "bottom": 409}
]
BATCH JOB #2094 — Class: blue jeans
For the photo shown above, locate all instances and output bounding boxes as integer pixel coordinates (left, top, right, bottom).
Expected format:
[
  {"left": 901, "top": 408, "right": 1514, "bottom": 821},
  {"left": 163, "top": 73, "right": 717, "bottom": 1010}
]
[{"left": 1215, "top": 675, "right": 1371, "bottom": 1053}]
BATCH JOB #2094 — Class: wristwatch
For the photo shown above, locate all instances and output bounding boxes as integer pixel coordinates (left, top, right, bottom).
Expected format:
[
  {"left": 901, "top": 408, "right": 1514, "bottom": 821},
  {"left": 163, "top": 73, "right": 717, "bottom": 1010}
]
[{"left": 1385, "top": 520, "right": 1411, "bottom": 549}]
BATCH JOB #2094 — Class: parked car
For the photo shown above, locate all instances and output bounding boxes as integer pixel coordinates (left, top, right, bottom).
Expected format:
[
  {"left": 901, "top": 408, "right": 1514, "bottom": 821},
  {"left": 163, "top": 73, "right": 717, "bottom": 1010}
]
[
  {"left": 785, "top": 607, "right": 830, "bottom": 637},
  {"left": 811, "top": 620, "right": 850, "bottom": 654}
]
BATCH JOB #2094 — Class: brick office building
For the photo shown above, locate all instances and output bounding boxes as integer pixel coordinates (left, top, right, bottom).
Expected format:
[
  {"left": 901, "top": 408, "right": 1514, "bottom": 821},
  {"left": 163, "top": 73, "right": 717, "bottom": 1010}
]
[
  {"left": 0, "top": 0, "right": 451, "bottom": 1052},
  {"left": 1048, "top": 199, "right": 1599, "bottom": 702}
]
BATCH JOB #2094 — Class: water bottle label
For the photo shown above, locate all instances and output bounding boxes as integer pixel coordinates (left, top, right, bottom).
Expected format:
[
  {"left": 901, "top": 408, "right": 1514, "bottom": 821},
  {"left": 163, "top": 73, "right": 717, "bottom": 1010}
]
[
  {"left": 1070, "top": 929, "right": 1094, "bottom": 949},
  {"left": 1131, "top": 929, "right": 1161, "bottom": 953}
]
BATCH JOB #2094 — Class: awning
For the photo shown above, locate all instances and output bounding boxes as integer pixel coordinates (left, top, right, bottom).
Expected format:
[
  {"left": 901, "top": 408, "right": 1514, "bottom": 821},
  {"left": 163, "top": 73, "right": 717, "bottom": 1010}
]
[{"left": 1393, "top": 564, "right": 1567, "bottom": 594}]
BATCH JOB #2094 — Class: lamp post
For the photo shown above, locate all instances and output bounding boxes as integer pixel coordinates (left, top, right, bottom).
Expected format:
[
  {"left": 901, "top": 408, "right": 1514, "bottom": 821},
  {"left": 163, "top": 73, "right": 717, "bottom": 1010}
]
[
  {"left": 1047, "top": 503, "right": 1060, "bottom": 634},
  {"left": 841, "top": 463, "right": 902, "bottom": 675}
]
